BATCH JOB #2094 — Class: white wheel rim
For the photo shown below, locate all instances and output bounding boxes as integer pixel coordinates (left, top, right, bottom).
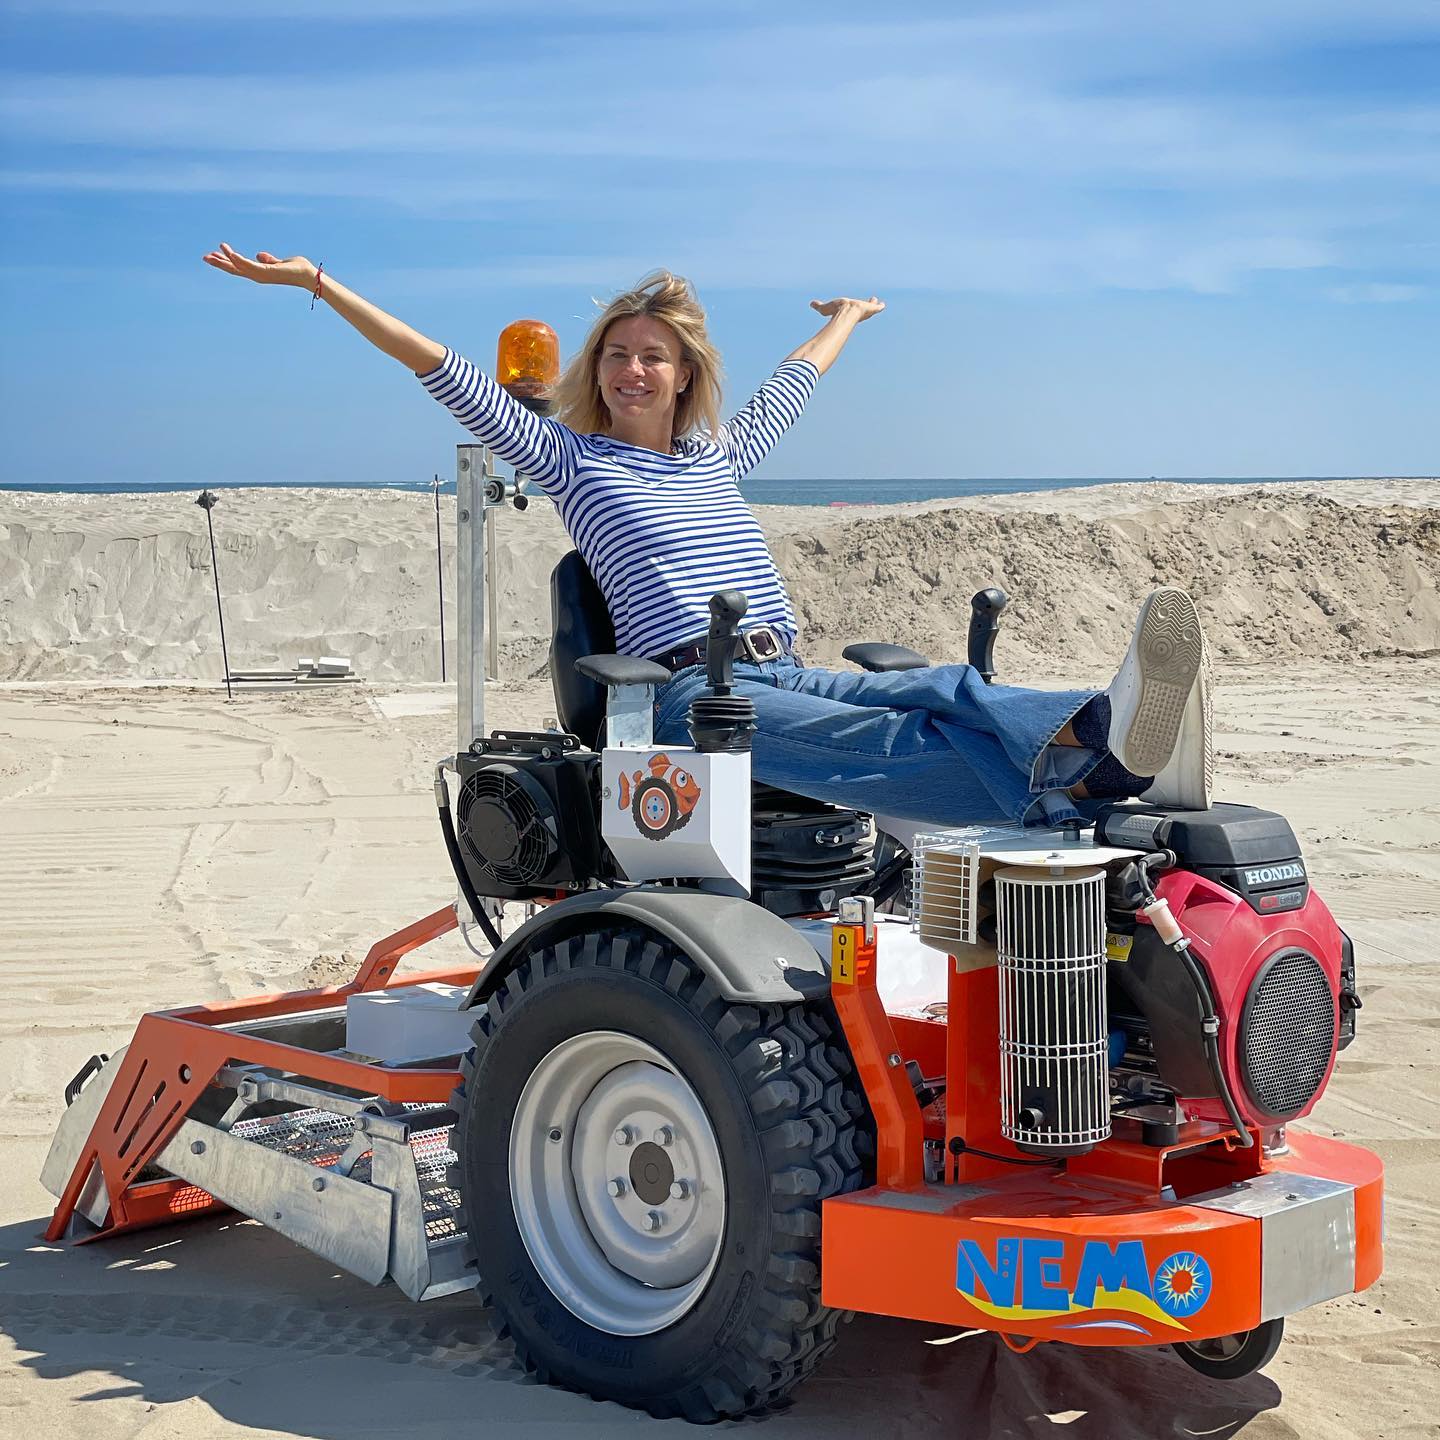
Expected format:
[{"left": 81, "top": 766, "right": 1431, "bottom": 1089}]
[{"left": 509, "top": 1030, "right": 727, "bottom": 1336}]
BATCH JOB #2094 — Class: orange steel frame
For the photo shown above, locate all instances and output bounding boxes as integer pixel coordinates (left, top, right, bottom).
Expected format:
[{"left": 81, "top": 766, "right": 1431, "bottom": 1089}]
[
  {"left": 45, "top": 905, "right": 469, "bottom": 1244},
  {"left": 823, "top": 916, "right": 1385, "bottom": 1346},
  {"left": 48, "top": 903, "right": 1384, "bottom": 1349}
]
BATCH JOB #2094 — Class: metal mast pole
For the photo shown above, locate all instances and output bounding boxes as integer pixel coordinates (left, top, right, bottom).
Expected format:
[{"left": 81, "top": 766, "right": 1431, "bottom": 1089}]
[
  {"left": 195, "top": 490, "right": 232, "bottom": 702},
  {"left": 455, "top": 444, "right": 494, "bottom": 751},
  {"left": 486, "top": 504, "right": 501, "bottom": 684},
  {"left": 432, "top": 473, "right": 446, "bottom": 684}
]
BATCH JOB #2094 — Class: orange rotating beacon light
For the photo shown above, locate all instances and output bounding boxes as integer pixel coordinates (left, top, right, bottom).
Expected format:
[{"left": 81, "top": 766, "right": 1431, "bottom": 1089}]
[{"left": 495, "top": 318, "right": 560, "bottom": 414}]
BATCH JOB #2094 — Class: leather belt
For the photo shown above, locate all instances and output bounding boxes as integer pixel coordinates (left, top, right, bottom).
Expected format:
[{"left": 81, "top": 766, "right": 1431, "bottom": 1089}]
[{"left": 649, "top": 624, "right": 792, "bottom": 673}]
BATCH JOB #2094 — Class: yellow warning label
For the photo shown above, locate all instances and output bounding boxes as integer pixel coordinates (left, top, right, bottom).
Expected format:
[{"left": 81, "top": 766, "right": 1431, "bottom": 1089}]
[
  {"left": 831, "top": 928, "right": 856, "bottom": 986},
  {"left": 1106, "top": 931, "right": 1134, "bottom": 963}
]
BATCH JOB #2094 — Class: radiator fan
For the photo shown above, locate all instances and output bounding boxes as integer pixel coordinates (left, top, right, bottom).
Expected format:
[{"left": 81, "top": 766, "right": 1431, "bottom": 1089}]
[{"left": 456, "top": 763, "right": 560, "bottom": 889}]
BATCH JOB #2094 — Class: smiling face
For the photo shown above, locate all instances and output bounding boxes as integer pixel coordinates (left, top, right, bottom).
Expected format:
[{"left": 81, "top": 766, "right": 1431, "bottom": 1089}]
[{"left": 596, "top": 314, "right": 693, "bottom": 435}]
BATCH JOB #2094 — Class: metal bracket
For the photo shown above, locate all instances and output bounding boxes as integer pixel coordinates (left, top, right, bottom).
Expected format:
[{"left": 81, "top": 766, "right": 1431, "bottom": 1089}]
[{"left": 605, "top": 682, "right": 657, "bottom": 749}]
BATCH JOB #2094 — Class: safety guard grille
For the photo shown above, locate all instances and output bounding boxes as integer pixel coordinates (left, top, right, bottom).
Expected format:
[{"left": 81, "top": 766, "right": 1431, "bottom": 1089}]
[
  {"left": 1240, "top": 948, "right": 1336, "bottom": 1117},
  {"left": 996, "top": 865, "right": 1110, "bottom": 1153},
  {"left": 910, "top": 829, "right": 985, "bottom": 950}
]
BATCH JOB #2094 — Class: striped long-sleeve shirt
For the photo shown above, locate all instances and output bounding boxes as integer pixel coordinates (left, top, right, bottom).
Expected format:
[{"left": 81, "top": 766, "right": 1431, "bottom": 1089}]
[{"left": 419, "top": 350, "right": 818, "bottom": 658}]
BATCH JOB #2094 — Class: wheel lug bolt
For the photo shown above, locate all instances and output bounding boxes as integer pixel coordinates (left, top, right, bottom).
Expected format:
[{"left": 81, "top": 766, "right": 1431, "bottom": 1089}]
[
  {"left": 643, "top": 1210, "right": 664, "bottom": 1232},
  {"left": 547, "top": 1127, "right": 562, "bottom": 1143},
  {"left": 613, "top": 1126, "right": 634, "bottom": 1146},
  {"left": 653, "top": 1125, "right": 674, "bottom": 1146},
  {"left": 607, "top": 1177, "right": 626, "bottom": 1197},
  {"left": 669, "top": 1179, "right": 691, "bottom": 1200}
]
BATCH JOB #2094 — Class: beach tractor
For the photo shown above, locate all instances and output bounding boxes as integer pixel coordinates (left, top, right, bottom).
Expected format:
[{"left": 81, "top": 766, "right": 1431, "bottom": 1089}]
[{"left": 42, "top": 425, "right": 1381, "bottom": 1421}]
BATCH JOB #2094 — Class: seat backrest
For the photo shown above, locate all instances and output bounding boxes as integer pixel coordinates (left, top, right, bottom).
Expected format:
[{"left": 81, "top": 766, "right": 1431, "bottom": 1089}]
[{"left": 549, "top": 550, "right": 615, "bottom": 747}]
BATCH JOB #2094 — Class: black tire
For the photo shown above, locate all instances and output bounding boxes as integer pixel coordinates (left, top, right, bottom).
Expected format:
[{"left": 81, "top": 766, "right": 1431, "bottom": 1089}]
[
  {"left": 1171, "top": 1317, "right": 1284, "bottom": 1380},
  {"left": 448, "top": 925, "right": 872, "bottom": 1421}
]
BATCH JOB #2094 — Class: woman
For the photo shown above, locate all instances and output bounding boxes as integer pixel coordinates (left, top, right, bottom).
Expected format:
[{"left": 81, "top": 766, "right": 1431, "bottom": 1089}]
[{"left": 202, "top": 247, "right": 1212, "bottom": 823}]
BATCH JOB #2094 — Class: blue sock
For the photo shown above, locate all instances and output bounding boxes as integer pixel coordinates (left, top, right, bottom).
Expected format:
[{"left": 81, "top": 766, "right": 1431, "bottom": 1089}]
[
  {"left": 1071, "top": 695, "right": 1110, "bottom": 750},
  {"left": 1083, "top": 752, "right": 1154, "bottom": 797},
  {"left": 1071, "top": 698, "right": 1153, "bottom": 796}
]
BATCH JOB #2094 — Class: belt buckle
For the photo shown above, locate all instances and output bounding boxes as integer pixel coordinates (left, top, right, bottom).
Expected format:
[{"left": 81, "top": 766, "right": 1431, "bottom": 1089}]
[{"left": 741, "top": 626, "right": 782, "bottom": 663}]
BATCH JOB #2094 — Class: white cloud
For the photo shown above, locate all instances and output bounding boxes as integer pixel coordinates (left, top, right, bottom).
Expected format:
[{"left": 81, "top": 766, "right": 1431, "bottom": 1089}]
[
  {"left": 2, "top": 2, "right": 1436, "bottom": 298},
  {"left": 1325, "top": 282, "right": 1428, "bottom": 304}
]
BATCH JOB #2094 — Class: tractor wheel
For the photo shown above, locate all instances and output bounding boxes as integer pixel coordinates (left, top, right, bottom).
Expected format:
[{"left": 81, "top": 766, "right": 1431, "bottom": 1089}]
[
  {"left": 448, "top": 925, "right": 872, "bottom": 1422},
  {"left": 1172, "top": 1317, "right": 1284, "bottom": 1380}
]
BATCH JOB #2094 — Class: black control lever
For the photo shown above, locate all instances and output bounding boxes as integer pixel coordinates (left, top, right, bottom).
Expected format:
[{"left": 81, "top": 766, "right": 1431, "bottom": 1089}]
[
  {"left": 705, "top": 589, "right": 748, "bottom": 693},
  {"left": 967, "top": 586, "right": 1008, "bottom": 684},
  {"left": 689, "top": 590, "right": 756, "bottom": 753}
]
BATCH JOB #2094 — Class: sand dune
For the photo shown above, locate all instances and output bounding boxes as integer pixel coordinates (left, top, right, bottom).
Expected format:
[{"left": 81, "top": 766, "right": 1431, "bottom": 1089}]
[{"left": 3, "top": 479, "right": 1436, "bottom": 682}]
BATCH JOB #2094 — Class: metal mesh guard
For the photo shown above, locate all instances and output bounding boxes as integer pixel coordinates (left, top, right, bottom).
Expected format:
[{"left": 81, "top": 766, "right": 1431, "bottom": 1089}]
[
  {"left": 229, "top": 1107, "right": 462, "bottom": 1244},
  {"left": 1241, "top": 948, "right": 1336, "bottom": 1117},
  {"left": 911, "top": 829, "right": 985, "bottom": 950}
]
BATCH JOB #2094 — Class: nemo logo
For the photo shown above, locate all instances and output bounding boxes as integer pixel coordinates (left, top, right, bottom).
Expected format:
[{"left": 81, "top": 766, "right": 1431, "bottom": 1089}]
[{"left": 617, "top": 754, "right": 702, "bottom": 840}]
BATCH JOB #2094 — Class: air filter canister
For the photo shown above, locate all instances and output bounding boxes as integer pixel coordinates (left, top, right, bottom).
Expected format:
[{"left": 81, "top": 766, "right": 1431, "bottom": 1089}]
[{"left": 995, "top": 864, "right": 1110, "bottom": 1155}]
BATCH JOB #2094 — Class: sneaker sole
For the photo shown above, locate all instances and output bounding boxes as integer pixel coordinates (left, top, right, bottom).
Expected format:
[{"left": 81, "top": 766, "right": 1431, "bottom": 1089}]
[{"left": 1117, "top": 590, "right": 1205, "bottom": 776}]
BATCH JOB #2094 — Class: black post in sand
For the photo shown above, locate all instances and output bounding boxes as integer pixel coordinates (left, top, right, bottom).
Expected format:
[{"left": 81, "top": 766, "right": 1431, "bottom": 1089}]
[
  {"left": 195, "top": 490, "right": 233, "bottom": 701},
  {"left": 432, "top": 473, "right": 447, "bottom": 683}
]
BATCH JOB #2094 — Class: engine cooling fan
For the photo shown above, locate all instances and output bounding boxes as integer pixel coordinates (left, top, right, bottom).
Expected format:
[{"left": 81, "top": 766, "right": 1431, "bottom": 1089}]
[{"left": 456, "top": 763, "right": 560, "bottom": 889}]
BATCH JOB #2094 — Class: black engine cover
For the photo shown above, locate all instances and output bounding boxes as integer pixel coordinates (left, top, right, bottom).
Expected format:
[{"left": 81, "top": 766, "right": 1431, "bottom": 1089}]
[
  {"left": 1096, "top": 802, "right": 1309, "bottom": 915},
  {"left": 750, "top": 784, "right": 875, "bottom": 917}
]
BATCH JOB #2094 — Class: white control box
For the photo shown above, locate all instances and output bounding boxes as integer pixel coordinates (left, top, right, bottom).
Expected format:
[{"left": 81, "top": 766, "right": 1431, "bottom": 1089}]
[{"left": 601, "top": 745, "right": 751, "bottom": 893}]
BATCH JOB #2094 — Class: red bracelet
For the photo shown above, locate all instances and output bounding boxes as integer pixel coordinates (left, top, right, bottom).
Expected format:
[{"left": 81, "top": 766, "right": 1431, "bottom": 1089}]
[{"left": 311, "top": 261, "right": 324, "bottom": 310}]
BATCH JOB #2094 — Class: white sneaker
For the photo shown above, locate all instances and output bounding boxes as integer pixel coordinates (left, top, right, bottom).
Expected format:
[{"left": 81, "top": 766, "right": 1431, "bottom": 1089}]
[
  {"left": 1143, "top": 637, "right": 1215, "bottom": 810},
  {"left": 1106, "top": 588, "right": 1206, "bottom": 778}
]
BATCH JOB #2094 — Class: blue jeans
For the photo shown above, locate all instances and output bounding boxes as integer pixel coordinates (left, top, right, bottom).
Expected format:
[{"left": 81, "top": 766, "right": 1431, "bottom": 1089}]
[{"left": 653, "top": 656, "right": 1103, "bottom": 828}]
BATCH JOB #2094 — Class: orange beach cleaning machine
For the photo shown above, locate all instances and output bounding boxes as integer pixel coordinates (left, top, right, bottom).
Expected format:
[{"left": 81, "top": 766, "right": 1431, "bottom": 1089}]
[{"left": 39, "top": 347, "right": 1383, "bottom": 1422}]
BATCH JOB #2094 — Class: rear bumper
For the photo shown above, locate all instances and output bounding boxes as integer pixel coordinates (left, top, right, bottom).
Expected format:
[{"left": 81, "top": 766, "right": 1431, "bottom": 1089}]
[{"left": 820, "top": 1130, "right": 1382, "bottom": 1344}]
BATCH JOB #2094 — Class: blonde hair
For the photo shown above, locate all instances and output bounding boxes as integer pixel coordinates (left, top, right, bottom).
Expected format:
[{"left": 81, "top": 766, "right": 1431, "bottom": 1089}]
[{"left": 554, "top": 270, "right": 723, "bottom": 441}]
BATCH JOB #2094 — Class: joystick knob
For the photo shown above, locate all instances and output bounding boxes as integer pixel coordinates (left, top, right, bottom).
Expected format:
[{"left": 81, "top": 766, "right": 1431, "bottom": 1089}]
[{"left": 690, "top": 590, "right": 756, "bottom": 753}]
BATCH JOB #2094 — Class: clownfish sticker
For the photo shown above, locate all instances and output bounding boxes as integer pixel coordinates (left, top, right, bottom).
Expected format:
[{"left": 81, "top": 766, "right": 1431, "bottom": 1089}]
[{"left": 617, "top": 753, "right": 702, "bottom": 840}]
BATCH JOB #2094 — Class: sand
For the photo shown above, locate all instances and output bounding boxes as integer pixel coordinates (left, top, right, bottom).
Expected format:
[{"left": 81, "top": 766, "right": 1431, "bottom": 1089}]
[{"left": 1, "top": 480, "right": 1438, "bottom": 1437}]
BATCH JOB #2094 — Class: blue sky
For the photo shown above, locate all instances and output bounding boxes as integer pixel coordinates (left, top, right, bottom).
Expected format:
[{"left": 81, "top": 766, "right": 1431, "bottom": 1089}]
[{"left": 1, "top": 0, "right": 1437, "bottom": 485}]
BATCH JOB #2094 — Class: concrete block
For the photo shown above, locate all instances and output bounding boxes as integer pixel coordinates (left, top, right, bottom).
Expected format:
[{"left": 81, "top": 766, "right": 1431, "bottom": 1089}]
[{"left": 346, "top": 982, "right": 473, "bottom": 1063}]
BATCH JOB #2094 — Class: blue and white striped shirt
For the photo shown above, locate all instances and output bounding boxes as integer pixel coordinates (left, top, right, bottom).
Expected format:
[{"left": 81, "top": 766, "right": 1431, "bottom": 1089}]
[{"left": 419, "top": 350, "right": 818, "bottom": 658}]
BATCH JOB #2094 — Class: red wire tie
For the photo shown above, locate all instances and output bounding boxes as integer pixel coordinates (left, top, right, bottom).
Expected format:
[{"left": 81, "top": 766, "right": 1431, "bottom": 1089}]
[{"left": 311, "top": 261, "right": 324, "bottom": 311}]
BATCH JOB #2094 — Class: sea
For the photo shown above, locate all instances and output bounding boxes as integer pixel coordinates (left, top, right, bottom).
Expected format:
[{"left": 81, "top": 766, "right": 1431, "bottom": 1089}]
[{"left": 0, "top": 476, "right": 1369, "bottom": 505}]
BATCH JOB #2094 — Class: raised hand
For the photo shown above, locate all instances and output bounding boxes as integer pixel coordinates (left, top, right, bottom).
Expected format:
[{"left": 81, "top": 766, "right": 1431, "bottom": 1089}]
[
  {"left": 809, "top": 296, "right": 885, "bottom": 322},
  {"left": 202, "top": 243, "right": 316, "bottom": 289}
]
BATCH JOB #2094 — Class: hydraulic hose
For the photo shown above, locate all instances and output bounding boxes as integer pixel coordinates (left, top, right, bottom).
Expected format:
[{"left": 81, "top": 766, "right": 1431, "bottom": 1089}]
[
  {"left": 1135, "top": 851, "right": 1254, "bottom": 1149},
  {"left": 434, "top": 760, "right": 505, "bottom": 953},
  {"left": 1174, "top": 942, "right": 1254, "bottom": 1148}
]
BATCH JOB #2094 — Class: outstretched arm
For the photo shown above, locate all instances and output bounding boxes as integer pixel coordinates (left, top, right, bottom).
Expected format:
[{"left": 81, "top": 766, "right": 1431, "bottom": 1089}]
[
  {"left": 202, "top": 243, "right": 444, "bottom": 375},
  {"left": 203, "top": 243, "right": 577, "bottom": 490},
  {"left": 785, "top": 296, "right": 885, "bottom": 376}
]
